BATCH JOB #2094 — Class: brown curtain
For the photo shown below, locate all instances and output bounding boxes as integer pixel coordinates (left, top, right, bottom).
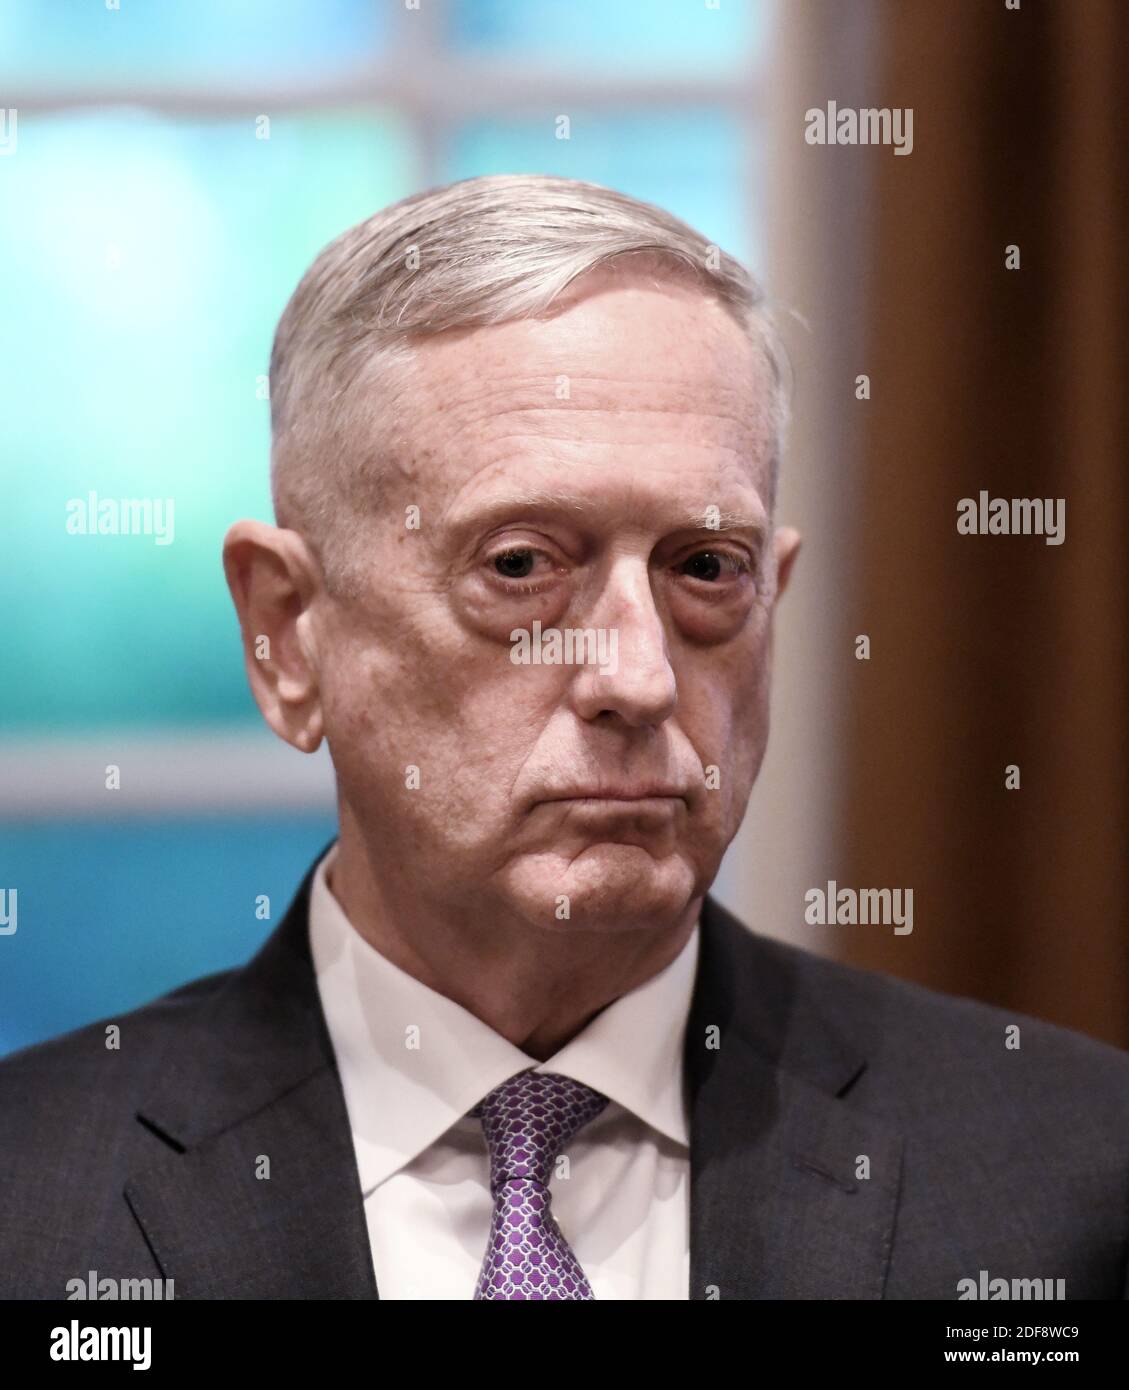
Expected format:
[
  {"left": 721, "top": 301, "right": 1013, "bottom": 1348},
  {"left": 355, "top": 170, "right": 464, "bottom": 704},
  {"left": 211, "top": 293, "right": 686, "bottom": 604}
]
[{"left": 836, "top": 0, "right": 1128, "bottom": 1048}]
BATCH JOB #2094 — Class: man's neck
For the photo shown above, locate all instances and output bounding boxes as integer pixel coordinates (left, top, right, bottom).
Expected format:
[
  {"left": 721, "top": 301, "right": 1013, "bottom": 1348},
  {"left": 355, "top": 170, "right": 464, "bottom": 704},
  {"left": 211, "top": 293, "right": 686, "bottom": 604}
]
[{"left": 327, "top": 832, "right": 700, "bottom": 1062}]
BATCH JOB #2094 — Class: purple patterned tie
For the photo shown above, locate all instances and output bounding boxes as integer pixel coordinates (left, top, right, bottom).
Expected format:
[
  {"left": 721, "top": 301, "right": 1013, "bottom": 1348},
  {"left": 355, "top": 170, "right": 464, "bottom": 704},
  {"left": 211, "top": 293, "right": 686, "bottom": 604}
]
[{"left": 471, "top": 1068, "right": 609, "bottom": 1300}]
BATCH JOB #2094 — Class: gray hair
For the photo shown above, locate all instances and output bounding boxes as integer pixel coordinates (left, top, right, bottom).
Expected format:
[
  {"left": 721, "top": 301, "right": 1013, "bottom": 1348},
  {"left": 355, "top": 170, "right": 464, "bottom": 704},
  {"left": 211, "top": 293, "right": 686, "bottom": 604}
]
[{"left": 269, "top": 173, "right": 790, "bottom": 593}]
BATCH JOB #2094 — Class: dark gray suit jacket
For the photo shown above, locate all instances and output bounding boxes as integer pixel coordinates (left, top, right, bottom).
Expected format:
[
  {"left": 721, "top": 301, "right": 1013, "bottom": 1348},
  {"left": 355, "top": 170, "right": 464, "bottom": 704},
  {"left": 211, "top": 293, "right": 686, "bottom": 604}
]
[{"left": 2, "top": 854, "right": 1128, "bottom": 1300}]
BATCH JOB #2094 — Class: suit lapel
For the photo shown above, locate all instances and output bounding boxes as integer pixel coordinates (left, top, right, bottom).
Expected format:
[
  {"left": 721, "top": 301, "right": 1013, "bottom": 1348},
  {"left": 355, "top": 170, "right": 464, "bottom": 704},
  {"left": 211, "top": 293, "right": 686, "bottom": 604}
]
[
  {"left": 687, "top": 898, "right": 903, "bottom": 1299},
  {"left": 124, "top": 851, "right": 378, "bottom": 1299}
]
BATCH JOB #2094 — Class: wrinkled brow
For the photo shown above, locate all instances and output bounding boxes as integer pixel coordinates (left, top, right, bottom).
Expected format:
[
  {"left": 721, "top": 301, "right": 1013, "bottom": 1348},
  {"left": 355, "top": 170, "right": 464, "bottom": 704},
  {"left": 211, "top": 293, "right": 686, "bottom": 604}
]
[{"left": 444, "top": 489, "right": 767, "bottom": 540}]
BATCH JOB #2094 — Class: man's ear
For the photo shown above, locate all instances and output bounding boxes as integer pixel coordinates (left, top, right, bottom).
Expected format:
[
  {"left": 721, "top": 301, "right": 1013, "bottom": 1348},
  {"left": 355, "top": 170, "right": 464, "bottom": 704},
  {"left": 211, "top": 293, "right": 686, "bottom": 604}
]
[
  {"left": 222, "top": 520, "right": 325, "bottom": 752},
  {"left": 773, "top": 526, "right": 802, "bottom": 600}
]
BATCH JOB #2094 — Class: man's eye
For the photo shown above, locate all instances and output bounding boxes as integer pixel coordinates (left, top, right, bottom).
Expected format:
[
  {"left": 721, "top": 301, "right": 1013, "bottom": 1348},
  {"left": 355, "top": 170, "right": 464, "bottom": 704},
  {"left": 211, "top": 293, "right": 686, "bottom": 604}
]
[
  {"left": 493, "top": 548, "right": 539, "bottom": 580},
  {"left": 678, "top": 550, "right": 748, "bottom": 583}
]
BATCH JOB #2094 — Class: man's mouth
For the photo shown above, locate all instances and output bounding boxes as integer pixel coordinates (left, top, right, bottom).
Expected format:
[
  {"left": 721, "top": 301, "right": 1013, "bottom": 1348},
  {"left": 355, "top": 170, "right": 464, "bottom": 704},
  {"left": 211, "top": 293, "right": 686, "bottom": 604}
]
[
  {"left": 533, "top": 793, "right": 689, "bottom": 829},
  {"left": 539, "top": 786, "right": 687, "bottom": 803}
]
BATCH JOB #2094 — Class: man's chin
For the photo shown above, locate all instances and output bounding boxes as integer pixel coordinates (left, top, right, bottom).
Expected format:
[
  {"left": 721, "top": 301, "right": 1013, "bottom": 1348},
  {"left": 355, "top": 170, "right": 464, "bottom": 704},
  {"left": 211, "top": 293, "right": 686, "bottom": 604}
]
[{"left": 500, "top": 844, "right": 702, "bottom": 933}]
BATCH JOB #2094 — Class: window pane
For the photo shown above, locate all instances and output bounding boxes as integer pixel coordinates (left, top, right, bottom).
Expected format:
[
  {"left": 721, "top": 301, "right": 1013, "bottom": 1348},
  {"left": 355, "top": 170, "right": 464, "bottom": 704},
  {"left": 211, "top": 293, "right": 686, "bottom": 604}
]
[
  {"left": 0, "top": 0, "right": 387, "bottom": 89},
  {"left": 444, "top": 109, "right": 759, "bottom": 268},
  {"left": 450, "top": 0, "right": 769, "bottom": 75},
  {"left": 0, "top": 107, "right": 413, "bottom": 731},
  {"left": 0, "top": 814, "right": 336, "bottom": 1055}
]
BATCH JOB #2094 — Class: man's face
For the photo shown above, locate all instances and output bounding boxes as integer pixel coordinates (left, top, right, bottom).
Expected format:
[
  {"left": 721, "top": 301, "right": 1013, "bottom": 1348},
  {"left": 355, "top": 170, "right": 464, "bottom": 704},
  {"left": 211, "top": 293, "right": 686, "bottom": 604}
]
[{"left": 315, "top": 271, "right": 791, "bottom": 934}]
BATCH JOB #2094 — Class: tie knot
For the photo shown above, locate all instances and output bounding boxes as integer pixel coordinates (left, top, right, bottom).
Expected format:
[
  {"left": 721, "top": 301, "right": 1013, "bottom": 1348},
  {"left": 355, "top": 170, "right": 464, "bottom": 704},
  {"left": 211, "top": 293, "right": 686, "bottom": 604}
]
[{"left": 473, "top": 1069, "right": 608, "bottom": 1193}]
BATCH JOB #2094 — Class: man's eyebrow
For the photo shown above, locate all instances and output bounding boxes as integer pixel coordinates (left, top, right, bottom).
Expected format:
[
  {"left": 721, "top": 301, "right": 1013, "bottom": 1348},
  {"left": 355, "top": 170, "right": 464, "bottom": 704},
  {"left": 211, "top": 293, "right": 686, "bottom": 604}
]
[
  {"left": 446, "top": 489, "right": 590, "bottom": 527},
  {"left": 681, "top": 507, "right": 767, "bottom": 536}
]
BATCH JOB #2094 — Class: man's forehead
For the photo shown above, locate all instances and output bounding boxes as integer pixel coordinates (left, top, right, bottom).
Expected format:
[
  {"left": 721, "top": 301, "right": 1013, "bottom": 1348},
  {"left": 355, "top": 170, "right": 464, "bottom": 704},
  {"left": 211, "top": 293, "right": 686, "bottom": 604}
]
[
  {"left": 400, "top": 280, "right": 772, "bottom": 444},
  {"left": 411, "top": 370, "right": 764, "bottom": 442}
]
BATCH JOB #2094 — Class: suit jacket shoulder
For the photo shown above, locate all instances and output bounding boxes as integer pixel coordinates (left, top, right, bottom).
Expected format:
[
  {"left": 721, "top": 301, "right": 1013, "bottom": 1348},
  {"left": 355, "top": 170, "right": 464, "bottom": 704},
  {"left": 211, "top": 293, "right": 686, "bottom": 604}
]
[{"left": 689, "top": 900, "right": 1129, "bottom": 1298}]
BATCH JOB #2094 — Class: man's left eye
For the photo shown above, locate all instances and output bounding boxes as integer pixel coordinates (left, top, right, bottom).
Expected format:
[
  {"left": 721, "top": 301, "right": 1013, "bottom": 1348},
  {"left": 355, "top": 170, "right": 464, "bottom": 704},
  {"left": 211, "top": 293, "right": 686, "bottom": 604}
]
[
  {"left": 677, "top": 550, "right": 748, "bottom": 583},
  {"left": 493, "top": 548, "right": 538, "bottom": 580}
]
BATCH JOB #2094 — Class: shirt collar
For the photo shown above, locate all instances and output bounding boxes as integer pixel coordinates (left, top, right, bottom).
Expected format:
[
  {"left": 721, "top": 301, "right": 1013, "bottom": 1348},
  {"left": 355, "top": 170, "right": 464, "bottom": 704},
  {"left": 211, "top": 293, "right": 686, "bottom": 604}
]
[{"left": 308, "top": 842, "right": 697, "bottom": 1193}]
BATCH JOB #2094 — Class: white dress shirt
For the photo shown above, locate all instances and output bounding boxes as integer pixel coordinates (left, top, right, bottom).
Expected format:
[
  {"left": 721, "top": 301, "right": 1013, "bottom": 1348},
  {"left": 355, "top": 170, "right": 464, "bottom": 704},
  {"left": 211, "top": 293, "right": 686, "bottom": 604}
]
[{"left": 308, "top": 842, "right": 697, "bottom": 1300}]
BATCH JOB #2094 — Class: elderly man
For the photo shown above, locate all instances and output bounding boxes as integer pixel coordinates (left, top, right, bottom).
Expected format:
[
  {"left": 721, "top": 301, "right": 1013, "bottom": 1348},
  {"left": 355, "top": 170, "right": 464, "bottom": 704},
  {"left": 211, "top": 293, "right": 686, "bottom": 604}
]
[{"left": 2, "top": 175, "right": 1128, "bottom": 1302}]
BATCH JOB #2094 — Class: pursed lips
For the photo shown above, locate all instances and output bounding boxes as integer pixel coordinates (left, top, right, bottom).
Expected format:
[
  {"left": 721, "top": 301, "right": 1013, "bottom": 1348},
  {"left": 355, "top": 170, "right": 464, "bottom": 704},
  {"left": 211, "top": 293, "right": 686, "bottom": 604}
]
[{"left": 537, "top": 788, "right": 687, "bottom": 802}]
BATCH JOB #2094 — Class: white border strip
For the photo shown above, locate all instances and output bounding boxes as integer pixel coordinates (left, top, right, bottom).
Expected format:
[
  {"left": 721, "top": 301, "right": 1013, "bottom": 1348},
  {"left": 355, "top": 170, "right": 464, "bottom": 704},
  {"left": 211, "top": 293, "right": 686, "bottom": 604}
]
[
  {"left": 9, "top": 68, "right": 755, "bottom": 117},
  {"left": 0, "top": 730, "right": 337, "bottom": 816}
]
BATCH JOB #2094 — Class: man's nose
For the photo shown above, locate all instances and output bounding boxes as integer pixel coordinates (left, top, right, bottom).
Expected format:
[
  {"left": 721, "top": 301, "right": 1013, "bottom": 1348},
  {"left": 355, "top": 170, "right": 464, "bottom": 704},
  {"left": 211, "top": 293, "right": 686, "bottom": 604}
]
[{"left": 567, "top": 560, "right": 677, "bottom": 728}]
